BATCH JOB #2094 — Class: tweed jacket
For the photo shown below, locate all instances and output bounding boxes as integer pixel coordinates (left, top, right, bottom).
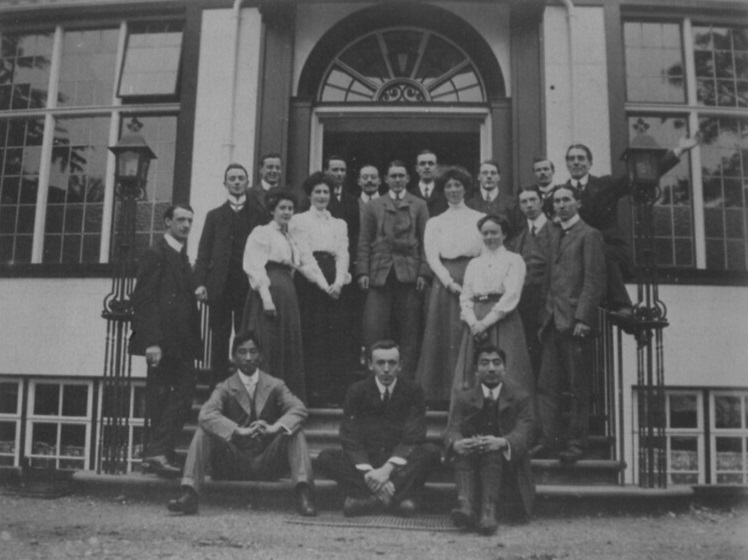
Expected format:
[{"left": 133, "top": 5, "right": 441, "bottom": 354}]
[
  {"left": 199, "top": 370, "right": 308, "bottom": 445},
  {"left": 540, "top": 219, "right": 606, "bottom": 333},
  {"left": 356, "top": 192, "right": 430, "bottom": 286}
]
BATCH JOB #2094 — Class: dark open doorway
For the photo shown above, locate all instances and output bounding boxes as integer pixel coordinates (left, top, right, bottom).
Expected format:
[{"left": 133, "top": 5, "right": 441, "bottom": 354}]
[{"left": 322, "top": 128, "right": 481, "bottom": 195}]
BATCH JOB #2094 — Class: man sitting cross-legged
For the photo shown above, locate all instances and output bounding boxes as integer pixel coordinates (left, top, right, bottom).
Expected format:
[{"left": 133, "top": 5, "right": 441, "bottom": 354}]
[
  {"left": 167, "top": 331, "right": 316, "bottom": 516},
  {"left": 316, "top": 339, "right": 441, "bottom": 517},
  {"left": 445, "top": 344, "right": 535, "bottom": 535}
]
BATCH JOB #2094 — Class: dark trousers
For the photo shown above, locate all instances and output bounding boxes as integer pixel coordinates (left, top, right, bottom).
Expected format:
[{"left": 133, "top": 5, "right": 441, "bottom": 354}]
[
  {"left": 517, "top": 282, "right": 544, "bottom": 379},
  {"left": 451, "top": 451, "right": 503, "bottom": 501},
  {"left": 362, "top": 272, "right": 422, "bottom": 377},
  {"left": 316, "top": 444, "right": 441, "bottom": 502},
  {"left": 144, "top": 356, "right": 196, "bottom": 458},
  {"left": 537, "top": 327, "right": 592, "bottom": 450},
  {"left": 209, "top": 286, "right": 247, "bottom": 384},
  {"left": 181, "top": 427, "right": 313, "bottom": 493}
]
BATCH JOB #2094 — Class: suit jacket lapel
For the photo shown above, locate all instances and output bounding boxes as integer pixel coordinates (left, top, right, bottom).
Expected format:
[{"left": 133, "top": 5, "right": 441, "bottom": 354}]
[
  {"left": 557, "top": 220, "right": 582, "bottom": 261},
  {"left": 226, "top": 373, "right": 253, "bottom": 418},
  {"left": 254, "top": 372, "right": 272, "bottom": 417}
]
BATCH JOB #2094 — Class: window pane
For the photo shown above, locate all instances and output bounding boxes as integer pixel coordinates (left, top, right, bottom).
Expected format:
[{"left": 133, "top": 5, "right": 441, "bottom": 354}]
[
  {"left": 715, "top": 396, "right": 742, "bottom": 428},
  {"left": 624, "top": 22, "right": 685, "bottom": 103},
  {"left": 669, "top": 394, "right": 698, "bottom": 428},
  {"left": 60, "top": 424, "right": 86, "bottom": 456},
  {"left": 58, "top": 28, "right": 118, "bottom": 107},
  {"left": 31, "top": 422, "right": 57, "bottom": 454},
  {"left": 669, "top": 436, "right": 699, "bottom": 471},
  {"left": 693, "top": 25, "right": 748, "bottom": 108},
  {"left": 61, "top": 385, "right": 88, "bottom": 417},
  {"left": 34, "top": 384, "right": 60, "bottom": 415},
  {"left": 111, "top": 115, "right": 177, "bottom": 262},
  {"left": 0, "top": 118, "right": 44, "bottom": 264},
  {"left": 715, "top": 437, "right": 743, "bottom": 477},
  {"left": 0, "top": 382, "right": 19, "bottom": 414},
  {"left": 43, "top": 116, "right": 110, "bottom": 263},
  {"left": 699, "top": 116, "right": 748, "bottom": 270},
  {"left": 0, "top": 32, "right": 53, "bottom": 111},
  {"left": 119, "top": 22, "right": 183, "bottom": 98}
]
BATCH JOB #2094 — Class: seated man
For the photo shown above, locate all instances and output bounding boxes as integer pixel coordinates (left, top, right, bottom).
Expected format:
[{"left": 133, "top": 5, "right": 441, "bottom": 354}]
[
  {"left": 316, "top": 339, "right": 441, "bottom": 517},
  {"left": 167, "top": 331, "right": 316, "bottom": 516},
  {"left": 444, "top": 345, "right": 535, "bottom": 535}
]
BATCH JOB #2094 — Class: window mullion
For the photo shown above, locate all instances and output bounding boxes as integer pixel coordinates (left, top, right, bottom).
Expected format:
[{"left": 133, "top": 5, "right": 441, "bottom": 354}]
[
  {"left": 683, "top": 19, "right": 707, "bottom": 269},
  {"left": 31, "top": 26, "right": 63, "bottom": 263},
  {"left": 100, "top": 22, "right": 127, "bottom": 264}
]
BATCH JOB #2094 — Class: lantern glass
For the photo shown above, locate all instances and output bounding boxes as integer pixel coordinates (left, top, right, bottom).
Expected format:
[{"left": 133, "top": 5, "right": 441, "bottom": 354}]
[
  {"left": 117, "top": 149, "right": 141, "bottom": 178},
  {"left": 631, "top": 152, "right": 660, "bottom": 183}
]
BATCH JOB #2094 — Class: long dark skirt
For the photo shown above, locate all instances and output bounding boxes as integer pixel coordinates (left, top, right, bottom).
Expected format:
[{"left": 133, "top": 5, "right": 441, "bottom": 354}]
[
  {"left": 242, "top": 263, "right": 306, "bottom": 403},
  {"left": 415, "top": 257, "right": 471, "bottom": 403},
  {"left": 295, "top": 252, "right": 350, "bottom": 406},
  {"left": 452, "top": 301, "right": 533, "bottom": 397}
]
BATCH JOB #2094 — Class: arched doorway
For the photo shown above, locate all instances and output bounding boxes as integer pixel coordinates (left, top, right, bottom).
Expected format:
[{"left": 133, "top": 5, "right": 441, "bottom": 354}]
[{"left": 288, "top": 3, "right": 511, "bottom": 190}]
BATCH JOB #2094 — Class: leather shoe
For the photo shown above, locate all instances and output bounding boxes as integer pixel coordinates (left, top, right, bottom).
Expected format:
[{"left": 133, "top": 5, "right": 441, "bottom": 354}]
[
  {"left": 343, "top": 495, "right": 382, "bottom": 517},
  {"left": 396, "top": 498, "right": 417, "bottom": 517},
  {"left": 143, "top": 455, "right": 181, "bottom": 478},
  {"left": 295, "top": 483, "right": 317, "bottom": 517},
  {"left": 529, "top": 444, "right": 556, "bottom": 460},
  {"left": 558, "top": 446, "right": 585, "bottom": 463},
  {"left": 167, "top": 487, "right": 198, "bottom": 515}
]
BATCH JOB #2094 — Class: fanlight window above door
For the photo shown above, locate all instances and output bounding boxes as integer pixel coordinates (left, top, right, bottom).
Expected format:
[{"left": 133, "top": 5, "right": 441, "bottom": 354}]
[{"left": 319, "top": 28, "right": 486, "bottom": 103}]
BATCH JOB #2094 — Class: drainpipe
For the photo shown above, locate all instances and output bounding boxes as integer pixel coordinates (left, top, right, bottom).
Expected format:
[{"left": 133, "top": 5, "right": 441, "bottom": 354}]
[
  {"left": 223, "top": 0, "right": 246, "bottom": 163},
  {"left": 560, "top": 0, "right": 576, "bottom": 141}
]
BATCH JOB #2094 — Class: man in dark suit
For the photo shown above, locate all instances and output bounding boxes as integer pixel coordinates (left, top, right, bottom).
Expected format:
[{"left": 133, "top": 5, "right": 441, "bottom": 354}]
[
  {"left": 533, "top": 185, "right": 606, "bottom": 462},
  {"left": 246, "top": 153, "right": 283, "bottom": 223},
  {"left": 167, "top": 331, "right": 316, "bottom": 516},
  {"left": 194, "top": 164, "right": 265, "bottom": 382},
  {"left": 564, "top": 136, "right": 699, "bottom": 313},
  {"left": 466, "top": 159, "right": 518, "bottom": 229},
  {"left": 445, "top": 345, "right": 535, "bottom": 535},
  {"left": 130, "top": 204, "right": 203, "bottom": 477},
  {"left": 409, "top": 149, "right": 447, "bottom": 217},
  {"left": 510, "top": 185, "right": 552, "bottom": 379},
  {"left": 357, "top": 161, "right": 430, "bottom": 376},
  {"left": 316, "top": 340, "right": 441, "bottom": 516}
]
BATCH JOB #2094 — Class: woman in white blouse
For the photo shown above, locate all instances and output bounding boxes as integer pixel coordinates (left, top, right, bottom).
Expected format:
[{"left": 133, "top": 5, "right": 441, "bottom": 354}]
[
  {"left": 242, "top": 190, "right": 329, "bottom": 403},
  {"left": 289, "top": 172, "right": 351, "bottom": 406},
  {"left": 452, "top": 214, "right": 533, "bottom": 395},
  {"left": 414, "top": 166, "right": 485, "bottom": 403}
]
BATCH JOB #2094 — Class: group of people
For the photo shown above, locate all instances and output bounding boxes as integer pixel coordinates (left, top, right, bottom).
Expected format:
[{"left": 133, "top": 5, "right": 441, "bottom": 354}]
[{"left": 128, "top": 135, "right": 699, "bottom": 533}]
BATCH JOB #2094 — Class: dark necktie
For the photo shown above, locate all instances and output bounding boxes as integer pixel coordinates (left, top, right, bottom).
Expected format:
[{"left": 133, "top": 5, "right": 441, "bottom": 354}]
[
  {"left": 531, "top": 225, "right": 537, "bottom": 237},
  {"left": 382, "top": 387, "right": 390, "bottom": 406}
]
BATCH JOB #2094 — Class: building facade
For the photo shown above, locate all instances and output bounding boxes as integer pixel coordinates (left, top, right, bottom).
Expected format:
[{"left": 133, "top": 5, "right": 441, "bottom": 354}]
[{"left": 0, "top": 0, "right": 746, "bottom": 485}]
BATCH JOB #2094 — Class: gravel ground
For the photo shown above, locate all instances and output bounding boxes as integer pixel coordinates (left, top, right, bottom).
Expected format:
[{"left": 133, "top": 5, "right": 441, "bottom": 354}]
[{"left": 0, "top": 493, "right": 746, "bottom": 560}]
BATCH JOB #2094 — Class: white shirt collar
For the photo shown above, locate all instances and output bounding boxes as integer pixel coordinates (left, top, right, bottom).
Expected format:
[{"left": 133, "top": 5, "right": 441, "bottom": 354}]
[
  {"left": 419, "top": 180, "right": 434, "bottom": 197},
  {"left": 481, "top": 383, "right": 502, "bottom": 401},
  {"left": 237, "top": 369, "right": 259, "bottom": 395},
  {"left": 539, "top": 184, "right": 554, "bottom": 197},
  {"left": 560, "top": 213, "right": 581, "bottom": 230},
  {"left": 573, "top": 175, "right": 589, "bottom": 188},
  {"left": 360, "top": 192, "right": 380, "bottom": 203},
  {"left": 389, "top": 189, "right": 405, "bottom": 201},
  {"left": 228, "top": 193, "right": 246, "bottom": 209},
  {"left": 163, "top": 233, "right": 184, "bottom": 253},
  {"left": 528, "top": 213, "right": 548, "bottom": 231},
  {"left": 375, "top": 377, "right": 397, "bottom": 397},
  {"left": 480, "top": 187, "right": 497, "bottom": 202},
  {"left": 482, "top": 244, "right": 508, "bottom": 257},
  {"left": 261, "top": 179, "right": 276, "bottom": 191},
  {"left": 447, "top": 201, "right": 467, "bottom": 211}
]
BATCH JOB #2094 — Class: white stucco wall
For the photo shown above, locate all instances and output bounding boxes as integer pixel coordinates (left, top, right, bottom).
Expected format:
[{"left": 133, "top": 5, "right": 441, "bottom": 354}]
[
  {"left": 188, "top": 7, "right": 262, "bottom": 261},
  {"left": 544, "top": 5, "right": 612, "bottom": 179},
  {"left": 0, "top": 278, "right": 143, "bottom": 378}
]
